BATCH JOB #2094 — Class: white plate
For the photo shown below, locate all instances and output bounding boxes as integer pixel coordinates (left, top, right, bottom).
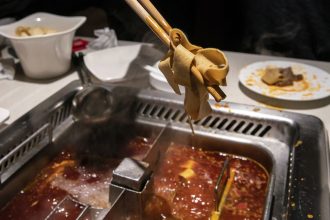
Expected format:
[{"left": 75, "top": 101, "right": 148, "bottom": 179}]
[
  {"left": 84, "top": 44, "right": 143, "bottom": 82},
  {"left": 239, "top": 60, "right": 330, "bottom": 101},
  {"left": 145, "top": 61, "right": 185, "bottom": 94},
  {"left": 0, "top": 107, "right": 10, "bottom": 125}
]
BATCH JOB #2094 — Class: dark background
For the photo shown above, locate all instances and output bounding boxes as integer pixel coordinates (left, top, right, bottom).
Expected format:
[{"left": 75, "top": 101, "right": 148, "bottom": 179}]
[{"left": 1, "top": 0, "right": 330, "bottom": 61}]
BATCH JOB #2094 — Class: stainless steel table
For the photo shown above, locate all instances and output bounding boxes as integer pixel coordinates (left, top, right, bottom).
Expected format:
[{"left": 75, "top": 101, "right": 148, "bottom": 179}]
[{"left": 0, "top": 42, "right": 329, "bottom": 140}]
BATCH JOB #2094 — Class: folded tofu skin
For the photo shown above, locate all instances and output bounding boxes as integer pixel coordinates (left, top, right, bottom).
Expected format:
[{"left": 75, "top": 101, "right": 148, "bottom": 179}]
[{"left": 159, "top": 29, "right": 229, "bottom": 120}]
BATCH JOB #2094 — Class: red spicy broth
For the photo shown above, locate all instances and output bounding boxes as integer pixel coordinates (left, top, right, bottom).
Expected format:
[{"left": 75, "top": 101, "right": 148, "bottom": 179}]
[
  {"left": 143, "top": 143, "right": 269, "bottom": 220},
  {"left": 0, "top": 136, "right": 153, "bottom": 220}
]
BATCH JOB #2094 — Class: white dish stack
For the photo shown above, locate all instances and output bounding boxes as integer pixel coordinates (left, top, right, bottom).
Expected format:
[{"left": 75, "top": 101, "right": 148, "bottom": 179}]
[{"left": 145, "top": 61, "right": 185, "bottom": 94}]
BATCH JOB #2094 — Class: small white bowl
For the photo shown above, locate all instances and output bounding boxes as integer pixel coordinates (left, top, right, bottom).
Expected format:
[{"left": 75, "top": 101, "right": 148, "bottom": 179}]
[{"left": 0, "top": 12, "right": 86, "bottom": 79}]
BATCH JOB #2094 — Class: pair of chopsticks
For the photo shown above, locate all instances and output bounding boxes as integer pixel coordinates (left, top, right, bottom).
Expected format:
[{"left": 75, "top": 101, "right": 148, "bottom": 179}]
[{"left": 126, "top": 0, "right": 224, "bottom": 102}]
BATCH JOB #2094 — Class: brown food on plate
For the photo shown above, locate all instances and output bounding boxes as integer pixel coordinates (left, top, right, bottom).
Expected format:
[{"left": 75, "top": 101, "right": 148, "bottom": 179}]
[
  {"left": 143, "top": 144, "right": 269, "bottom": 220},
  {"left": 261, "top": 66, "right": 303, "bottom": 86}
]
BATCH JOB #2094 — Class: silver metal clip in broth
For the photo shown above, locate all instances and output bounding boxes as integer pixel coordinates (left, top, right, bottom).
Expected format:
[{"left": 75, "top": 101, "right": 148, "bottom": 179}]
[
  {"left": 111, "top": 158, "right": 151, "bottom": 192},
  {"left": 108, "top": 158, "right": 152, "bottom": 218},
  {"left": 214, "top": 158, "right": 230, "bottom": 212},
  {"left": 72, "top": 53, "right": 114, "bottom": 124}
]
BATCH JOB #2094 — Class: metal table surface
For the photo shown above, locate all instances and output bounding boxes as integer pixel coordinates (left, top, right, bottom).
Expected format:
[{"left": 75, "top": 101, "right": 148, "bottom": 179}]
[{"left": 0, "top": 41, "right": 329, "bottom": 140}]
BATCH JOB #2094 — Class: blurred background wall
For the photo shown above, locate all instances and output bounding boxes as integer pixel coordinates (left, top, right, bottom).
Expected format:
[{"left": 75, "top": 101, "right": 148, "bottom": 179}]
[{"left": 1, "top": 0, "right": 330, "bottom": 61}]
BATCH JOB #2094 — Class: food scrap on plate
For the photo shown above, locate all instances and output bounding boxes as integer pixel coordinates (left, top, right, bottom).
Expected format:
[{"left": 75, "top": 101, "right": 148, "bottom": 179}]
[
  {"left": 239, "top": 61, "right": 330, "bottom": 101},
  {"left": 261, "top": 66, "right": 303, "bottom": 86}
]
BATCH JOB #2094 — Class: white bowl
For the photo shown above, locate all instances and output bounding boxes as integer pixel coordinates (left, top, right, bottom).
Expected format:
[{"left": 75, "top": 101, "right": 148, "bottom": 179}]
[{"left": 0, "top": 12, "right": 86, "bottom": 79}]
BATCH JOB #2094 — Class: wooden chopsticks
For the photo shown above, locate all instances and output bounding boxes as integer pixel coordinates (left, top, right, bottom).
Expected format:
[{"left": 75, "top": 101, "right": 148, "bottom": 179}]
[
  {"left": 126, "top": 0, "right": 170, "bottom": 46},
  {"left": 139, "top": 0, "right": 172, "bottom": 34},
  {"left": 126, "top": 0, "right": 224, "bottom": 101}
]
